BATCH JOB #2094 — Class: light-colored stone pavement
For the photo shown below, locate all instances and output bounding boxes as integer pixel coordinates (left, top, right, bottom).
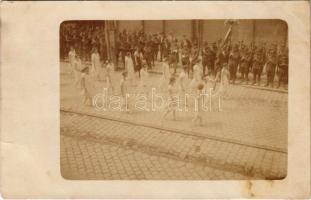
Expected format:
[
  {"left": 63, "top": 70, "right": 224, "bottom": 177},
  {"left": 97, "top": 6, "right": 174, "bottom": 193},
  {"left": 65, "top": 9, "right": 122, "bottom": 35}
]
[
  {"left": 60, "top": 111, "right": 286, "bottom": 180},
  {"left": 60, "top": 61, "right": 287, "bottom": 180}
]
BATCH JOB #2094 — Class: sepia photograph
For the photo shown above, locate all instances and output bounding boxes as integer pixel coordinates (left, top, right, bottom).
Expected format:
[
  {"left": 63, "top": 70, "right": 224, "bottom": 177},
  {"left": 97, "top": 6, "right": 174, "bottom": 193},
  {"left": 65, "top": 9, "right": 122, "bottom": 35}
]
[
  {"left": 60, "top": 19, "right": 288, "bottom": 180},
  {"left": 1, "top": 1, "right": 310, "bottom": 198}
]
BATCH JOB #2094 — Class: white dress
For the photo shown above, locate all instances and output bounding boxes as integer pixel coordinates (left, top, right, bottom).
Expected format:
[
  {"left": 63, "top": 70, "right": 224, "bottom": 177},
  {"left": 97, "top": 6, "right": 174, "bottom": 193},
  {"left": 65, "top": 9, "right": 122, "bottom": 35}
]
[
  {"left": 190, "top": 63, "right": 203, "bottom": 92},
  {"left": 139, "top": 68, "right": 149, "bottom": 93},
  {"left": 68, "top": 50, "right": 76, "bottom": 73},
  {"left": 162, "top": 62, "right": 171, "bottom": 81},
  {"left": 74, "top": 59, "right": 82, "bottom": 88},
  {"left": 125, "top": 56, "right": 135, "bottom": 81},
  {"left": 91, "top": 52, "right": 101, "bottom": 79},
  {"left": 105, "top": 63, "right": 114, "bottom": 90},
  {"left": 178, "top": 70, "right": 187, "bottom": 93},
  {"left": 219, "top": 67, "right": 230, "bottom": 95}
]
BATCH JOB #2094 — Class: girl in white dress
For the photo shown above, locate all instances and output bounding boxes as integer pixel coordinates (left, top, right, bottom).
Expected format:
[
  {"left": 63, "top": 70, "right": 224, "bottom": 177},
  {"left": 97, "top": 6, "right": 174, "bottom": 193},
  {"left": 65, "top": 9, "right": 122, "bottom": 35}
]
[
  {"left": 192, "top": 83, "right": 204, "bottom": 126},
  {"left": 80, "top": 67, "right": 92, "bottom": 106},
  {"left": 163, "top": 77, "right": 177, "bottom": 120},
  {"left": 178, "top": 66, "right": 188, "bottom": 110},
  {"left": 139, "top": 64, "right": 149, "bottom": 96},
  {"left": 68, "top": 47, "right": 76, "bottom": 76},
  {"left": 73, "top": 55, "right": 82, "bottom": 88},
  {"left": 178, "top": 66, "right": 188, "bottom": 93},
  {"left": 190, "top": 58, "right": 203, "bottom": 94},
  {"left": 218, "top": 62, "right": 230, "bottom": 97},
  {"left": 160, "top": 57, "right": 171, "bottom": 91},
  {"left": 105, "top": 60, "right": 114, "bottom": 95},
  {"left": 125, "top": 52, "right": 135, "bottom": 84},
  {"left": 120, "top": 71, "right": 129, "bottom": 111},
  {"left": 91, "top": 48, "right": 101, "bottom": 80}
]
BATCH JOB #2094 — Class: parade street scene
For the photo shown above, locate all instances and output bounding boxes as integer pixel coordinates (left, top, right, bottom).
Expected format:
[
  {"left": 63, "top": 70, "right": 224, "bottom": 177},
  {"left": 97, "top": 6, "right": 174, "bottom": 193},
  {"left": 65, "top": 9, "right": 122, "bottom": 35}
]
[{"left": 60, "top": 20, "right": 288, "bottom": 180}]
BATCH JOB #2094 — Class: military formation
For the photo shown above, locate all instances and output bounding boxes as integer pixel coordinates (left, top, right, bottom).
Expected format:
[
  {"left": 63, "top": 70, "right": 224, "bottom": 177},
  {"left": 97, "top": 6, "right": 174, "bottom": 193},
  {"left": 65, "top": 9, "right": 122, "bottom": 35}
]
[{"left": 61, "top": 23, "right": 288, "bottom": 89}]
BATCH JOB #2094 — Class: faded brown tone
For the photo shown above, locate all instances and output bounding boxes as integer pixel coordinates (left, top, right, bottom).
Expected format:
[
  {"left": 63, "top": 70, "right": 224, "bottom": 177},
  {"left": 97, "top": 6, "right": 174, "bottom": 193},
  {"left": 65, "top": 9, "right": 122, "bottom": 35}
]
[
  {"left": 59, "top": 19, "right": 288, "bottom": 181},
  {"left": 0, "top": 1, "right": 310, "bottom": 199}
]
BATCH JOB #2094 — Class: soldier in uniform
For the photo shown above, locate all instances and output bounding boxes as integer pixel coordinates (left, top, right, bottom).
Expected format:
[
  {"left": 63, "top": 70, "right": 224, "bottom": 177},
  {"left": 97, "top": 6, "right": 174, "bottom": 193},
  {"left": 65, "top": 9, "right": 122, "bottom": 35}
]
[
  {"left": 202, "top": 44, "right": 209, "bottom": 77},
  {"left": 277, "top": 47, "right": 288, "bottom": 88},
  {"left": 144, "top": 39, "right": 153, "bottom": 69},
  {"left": 181, "top": 46, "right": 190, "bottom": 75},
  {"left": 264, "top": 47, "right": 278, "bottom": 87},
  {"left": 228, "top": 44, "right": 240, "bottom": 84},
  {"left": 189, "top": 44, "right": 199, "bottom": 76},
  {"left": 214, "top": 46, "right": 227, "bottom": 83},
  {"left": 239, "top": 48, "right": 252, "bottom": 84},
  {"left": 161, "top": 39, "right": 170, "bottom": 62},
  {"left": 202, "top": 45, "right": 215, "bottom": 77},
  {"left": 252, "top": 49, "right": 264, "bottom": 85},
  {"left": 169, "top": 48, "right": 179, "bottom": 75},
  {"left": 134, "top": 47, "right": 143, "bottom": 78}
]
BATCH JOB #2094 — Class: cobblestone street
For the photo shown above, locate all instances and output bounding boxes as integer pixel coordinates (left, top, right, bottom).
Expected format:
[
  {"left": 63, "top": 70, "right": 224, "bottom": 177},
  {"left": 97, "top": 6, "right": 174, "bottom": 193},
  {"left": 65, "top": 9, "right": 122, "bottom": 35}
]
[{"left": 60, "top": 61, "right": 288, "bottom": 180}]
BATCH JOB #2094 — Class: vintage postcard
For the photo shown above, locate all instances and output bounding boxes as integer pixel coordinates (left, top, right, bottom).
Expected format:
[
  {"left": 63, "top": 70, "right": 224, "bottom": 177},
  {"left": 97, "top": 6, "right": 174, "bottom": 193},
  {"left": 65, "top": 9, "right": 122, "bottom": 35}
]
[{"left": 1, "top": 1, "right": 310, "bottom": 199}]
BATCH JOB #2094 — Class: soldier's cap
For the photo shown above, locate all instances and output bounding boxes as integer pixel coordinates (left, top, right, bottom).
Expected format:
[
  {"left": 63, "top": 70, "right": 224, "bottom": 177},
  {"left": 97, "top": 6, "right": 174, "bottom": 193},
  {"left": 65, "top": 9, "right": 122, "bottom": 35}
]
[
  {"left": 197, "top": 83, "right": 204, "bottom": 90},
  {"left": 122, "top": 71, "right": 128, "bottom": 77},
  {"left": 169, "top": 77, "right": 176, "bottom": 83}
]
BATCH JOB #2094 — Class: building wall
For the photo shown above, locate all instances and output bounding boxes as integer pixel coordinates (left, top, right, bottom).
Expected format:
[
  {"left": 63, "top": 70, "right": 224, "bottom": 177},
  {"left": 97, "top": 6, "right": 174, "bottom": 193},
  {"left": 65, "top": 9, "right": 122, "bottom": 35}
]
[
  {"left": 118, "top": 20, "right": 142, "bottom": 33},
  {"left": 165, "top": 20, "right": 192, "bottom": 40},
  {"left": 144, "top": 20, "right": 163, "bottom": 34},
  {"left": 117, "top": 20, "right": 287, "bottom": 45},
  {"left": 254, "top": 19, "right": 287, "bottom": 45}
]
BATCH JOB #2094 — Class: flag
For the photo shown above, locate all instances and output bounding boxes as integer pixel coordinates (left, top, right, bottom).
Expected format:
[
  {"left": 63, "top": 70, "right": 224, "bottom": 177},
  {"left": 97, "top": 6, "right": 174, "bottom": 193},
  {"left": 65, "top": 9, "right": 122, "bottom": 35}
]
[{"left": 222, "top": 26, "right": 232, "bottom": 48}]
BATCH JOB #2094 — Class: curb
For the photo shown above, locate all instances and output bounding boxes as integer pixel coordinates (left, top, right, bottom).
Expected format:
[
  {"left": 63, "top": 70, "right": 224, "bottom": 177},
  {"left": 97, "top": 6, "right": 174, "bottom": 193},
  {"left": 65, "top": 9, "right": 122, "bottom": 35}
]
[{"left": 60, "top": 108, "right": 287, "bottom": 154}]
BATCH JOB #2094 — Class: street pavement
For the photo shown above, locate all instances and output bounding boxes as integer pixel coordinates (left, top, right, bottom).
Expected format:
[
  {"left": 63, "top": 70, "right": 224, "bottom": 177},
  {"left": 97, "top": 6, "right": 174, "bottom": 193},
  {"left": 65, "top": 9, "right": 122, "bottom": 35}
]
[{"left": 60, "top": 61, "right": 288, "bottom": 180}]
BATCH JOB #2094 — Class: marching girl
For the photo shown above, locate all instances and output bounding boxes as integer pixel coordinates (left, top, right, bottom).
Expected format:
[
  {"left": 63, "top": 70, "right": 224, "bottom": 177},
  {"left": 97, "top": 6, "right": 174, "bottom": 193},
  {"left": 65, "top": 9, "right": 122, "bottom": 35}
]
[
  {"left": 163, "top": 77, "right": 177, "bottom": 121},
  {"left": 91, "top": 48, "right": 101, "bottom": 80},
  {"left": 178, "top": 66, "right": 188, "bottom": 93},
  {"left": 68, "top": 46, "right": 76, "bottom": 76},
  {"left": 214, "top": 62, "right": 230, "bottom": 98},
  {"left": 117, "top": 51, "right": 124, "bottom": 70},
  {"left": 178, "top": 66, "right": 188, "bottom": 109},
  {"left": 80, "top": 67, "right": 92, "bottom": 106},
  {"left": 192, "top": 83, "right": 205, "bottom": 126},
  {"left": 160, "top": 57, "right": 171, "bottom": 91},
  {"left": 139, "top": 63, "right": 149, "bottom": 96},
  {"left": 125, "top": 52, "right": 135, "bottom": 85},
  {"left": 73, "top": 54, "right": 83, "bottom": 88},
  {"left": 105, "top": 59, "right": 114, "bottom": 95},
  {"left": 190, "top": 58, "right": 203, "bottom": 94},
  {"left": 120, "top": 71, "right": 131, "bottom": 113}
]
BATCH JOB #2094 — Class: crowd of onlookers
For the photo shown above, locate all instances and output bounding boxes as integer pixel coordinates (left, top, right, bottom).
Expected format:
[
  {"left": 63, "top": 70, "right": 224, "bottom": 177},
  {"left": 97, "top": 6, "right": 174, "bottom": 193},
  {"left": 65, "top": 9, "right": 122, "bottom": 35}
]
[
  {"left": 61, "top": 23, "right": 288, "bottom": 88},
  {"left": 60, "top": 22, "right": 107, "bottom": 61}
]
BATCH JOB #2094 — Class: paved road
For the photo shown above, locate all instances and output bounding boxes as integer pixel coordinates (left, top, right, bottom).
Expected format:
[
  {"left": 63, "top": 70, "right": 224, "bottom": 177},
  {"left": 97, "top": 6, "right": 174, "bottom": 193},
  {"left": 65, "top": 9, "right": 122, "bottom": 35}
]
[
  {"left": 61, "top": 111, "right": 286, "bottom": 180},
  {"left": 60, "top": 61, "right": 287, "bottom": 180},
  {"left": 61, "top": 61, "right": 288, "bottom": 151}
]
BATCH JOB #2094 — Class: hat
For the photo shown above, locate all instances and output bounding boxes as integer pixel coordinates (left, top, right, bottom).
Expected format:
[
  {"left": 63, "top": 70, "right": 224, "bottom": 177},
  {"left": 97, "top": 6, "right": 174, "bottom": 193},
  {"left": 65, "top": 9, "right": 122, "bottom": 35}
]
[
  {"left": 197, "top": 83, "right": 204, "bottom": 90},
  {"left": 122, "top": 71, "right": 128, "bottom": 77},
  {"left": 169, "top": 77, "right": 176, "bottom": 84}
]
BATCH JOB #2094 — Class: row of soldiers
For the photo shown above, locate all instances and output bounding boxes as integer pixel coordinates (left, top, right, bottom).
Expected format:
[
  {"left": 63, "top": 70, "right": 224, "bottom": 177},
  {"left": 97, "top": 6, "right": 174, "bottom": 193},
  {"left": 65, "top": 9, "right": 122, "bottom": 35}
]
[
  {"left": 62, "top": 24, "right": 288, "bottom": 89},
  {"left": 116, "top": 29, "right": 288, "bottom": 88},
  {"left": 209, "top": 42, "right": 288, "bottom": 88},
  {"left": 116, "top": 29, "right": 182, "bottom": 70}
]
